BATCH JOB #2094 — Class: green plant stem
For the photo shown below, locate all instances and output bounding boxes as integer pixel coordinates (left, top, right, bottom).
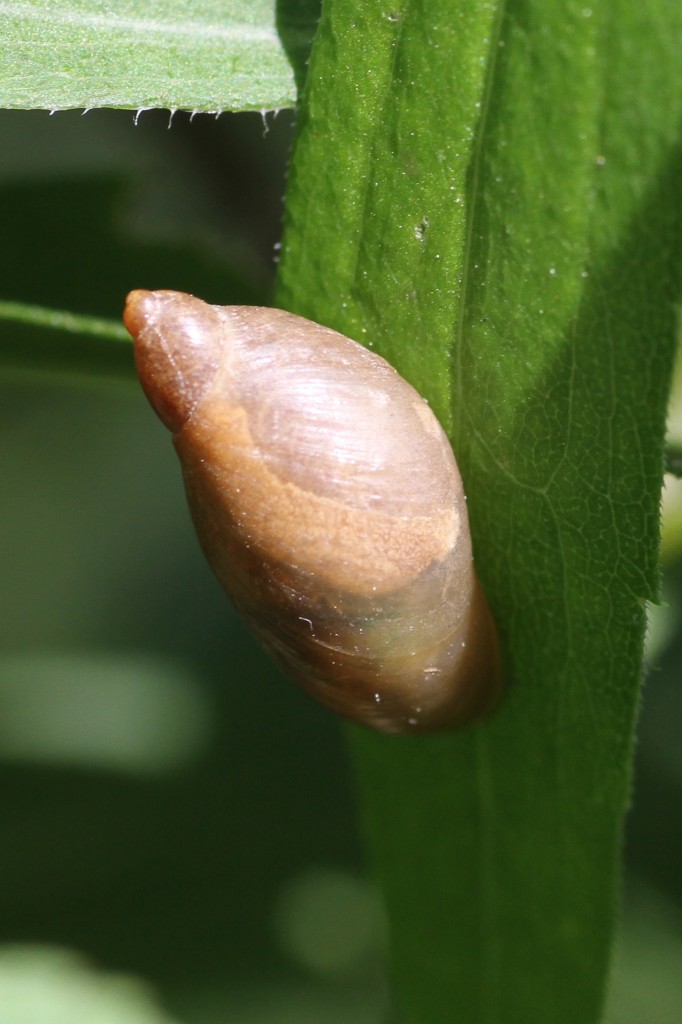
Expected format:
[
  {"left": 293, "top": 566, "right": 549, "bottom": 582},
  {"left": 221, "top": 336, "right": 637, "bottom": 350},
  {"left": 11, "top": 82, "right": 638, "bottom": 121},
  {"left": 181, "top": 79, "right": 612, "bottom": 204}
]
[{"left": 0, "top": 301, "right": 129, "bottom": 342}]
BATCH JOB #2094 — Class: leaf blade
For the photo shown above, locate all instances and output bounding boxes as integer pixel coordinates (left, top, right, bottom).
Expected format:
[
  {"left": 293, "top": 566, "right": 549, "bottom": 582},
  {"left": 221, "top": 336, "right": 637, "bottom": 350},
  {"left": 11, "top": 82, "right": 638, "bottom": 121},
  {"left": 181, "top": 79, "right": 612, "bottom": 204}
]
[
  {"left": 276, "top": 0, "right": 682, "bottom": 1021},
  {"left": 1, "top": 0, "right": 316, "bottom": 110}
]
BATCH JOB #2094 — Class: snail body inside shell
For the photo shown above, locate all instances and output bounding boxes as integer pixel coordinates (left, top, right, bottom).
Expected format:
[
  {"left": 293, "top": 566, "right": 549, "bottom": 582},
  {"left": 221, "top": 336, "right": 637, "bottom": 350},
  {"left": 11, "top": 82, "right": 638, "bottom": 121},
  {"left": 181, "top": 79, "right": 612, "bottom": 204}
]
[{"left": 124, "top": 289, "right": 500, "bottom": 734}]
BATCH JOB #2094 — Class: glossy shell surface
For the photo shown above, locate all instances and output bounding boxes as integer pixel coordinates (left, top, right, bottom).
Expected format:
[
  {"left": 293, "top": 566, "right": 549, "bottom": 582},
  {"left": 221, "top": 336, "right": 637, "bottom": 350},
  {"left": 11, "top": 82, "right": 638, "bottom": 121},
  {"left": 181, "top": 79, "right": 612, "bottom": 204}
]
[{"left": 124, "top": 289, "right": 499, "bottom": 733}]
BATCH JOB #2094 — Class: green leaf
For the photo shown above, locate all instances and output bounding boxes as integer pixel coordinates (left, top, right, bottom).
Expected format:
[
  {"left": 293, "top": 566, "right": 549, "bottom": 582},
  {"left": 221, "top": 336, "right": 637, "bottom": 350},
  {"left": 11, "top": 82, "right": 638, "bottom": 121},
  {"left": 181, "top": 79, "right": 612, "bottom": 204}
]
[
  {"left": 276, "top": 0, "right": 682, "bottom": 1021},
  {"left": 1, "top": 0, "right": 320, "bottom": 111}
]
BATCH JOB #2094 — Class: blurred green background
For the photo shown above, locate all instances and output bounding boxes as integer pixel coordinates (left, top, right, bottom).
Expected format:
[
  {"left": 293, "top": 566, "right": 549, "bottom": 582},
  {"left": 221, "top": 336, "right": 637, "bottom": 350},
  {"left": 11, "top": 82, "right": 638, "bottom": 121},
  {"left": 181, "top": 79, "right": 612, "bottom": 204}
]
[{"left": 0, "top": 109, "right": 679, "bottom": 1023}]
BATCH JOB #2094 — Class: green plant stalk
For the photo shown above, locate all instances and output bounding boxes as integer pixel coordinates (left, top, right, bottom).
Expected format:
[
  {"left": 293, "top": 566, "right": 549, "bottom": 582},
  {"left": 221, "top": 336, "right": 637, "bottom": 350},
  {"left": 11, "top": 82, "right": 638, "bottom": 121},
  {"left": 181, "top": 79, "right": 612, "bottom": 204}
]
[
  {"left": 0, "top": 301, "right": 129, "bottom": 341},
  {"left": 276, "top": 0, "right": 681, "bottom": 1021}
]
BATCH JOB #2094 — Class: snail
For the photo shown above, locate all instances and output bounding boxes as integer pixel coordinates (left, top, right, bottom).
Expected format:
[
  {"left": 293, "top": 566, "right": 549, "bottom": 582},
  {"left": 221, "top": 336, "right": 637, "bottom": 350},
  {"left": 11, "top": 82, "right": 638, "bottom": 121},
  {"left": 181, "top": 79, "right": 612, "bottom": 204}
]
[{"left": 123, "top": 290, "right": 500, "bottom": 734}]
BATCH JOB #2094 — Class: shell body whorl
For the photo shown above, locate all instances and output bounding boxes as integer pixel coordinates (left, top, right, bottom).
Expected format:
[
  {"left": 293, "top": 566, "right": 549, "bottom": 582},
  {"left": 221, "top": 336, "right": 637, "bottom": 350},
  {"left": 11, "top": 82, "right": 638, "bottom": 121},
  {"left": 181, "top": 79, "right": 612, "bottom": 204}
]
[{"left": 124, "top": 289, "right": 500, "bottom": 733}]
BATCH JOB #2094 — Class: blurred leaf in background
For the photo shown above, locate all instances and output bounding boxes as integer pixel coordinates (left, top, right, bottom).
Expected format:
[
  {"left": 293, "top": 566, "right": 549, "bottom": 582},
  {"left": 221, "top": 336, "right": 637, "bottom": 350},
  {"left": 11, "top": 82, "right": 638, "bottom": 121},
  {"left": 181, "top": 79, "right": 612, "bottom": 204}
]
[
  {"left": 0, "top": 945, "right": 183, "bottom": 1024},
  {"left": 0, "top": 108, "right": 388, "bottom": 1024}
]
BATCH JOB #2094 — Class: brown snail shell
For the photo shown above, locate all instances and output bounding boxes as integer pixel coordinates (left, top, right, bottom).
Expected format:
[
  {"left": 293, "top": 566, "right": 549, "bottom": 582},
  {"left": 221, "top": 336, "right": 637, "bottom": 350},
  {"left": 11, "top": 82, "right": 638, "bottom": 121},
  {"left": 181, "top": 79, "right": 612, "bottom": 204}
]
[{"left": 124, "top": 289, "right": 500, "bottom": 734}]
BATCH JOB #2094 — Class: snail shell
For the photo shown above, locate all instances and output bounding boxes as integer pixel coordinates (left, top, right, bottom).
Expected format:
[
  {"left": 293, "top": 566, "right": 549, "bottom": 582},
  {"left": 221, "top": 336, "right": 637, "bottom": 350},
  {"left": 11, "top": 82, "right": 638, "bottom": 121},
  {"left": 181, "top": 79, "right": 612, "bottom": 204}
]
[{"left": 124, "top": 289, "right": 500, "bottom": 734}]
